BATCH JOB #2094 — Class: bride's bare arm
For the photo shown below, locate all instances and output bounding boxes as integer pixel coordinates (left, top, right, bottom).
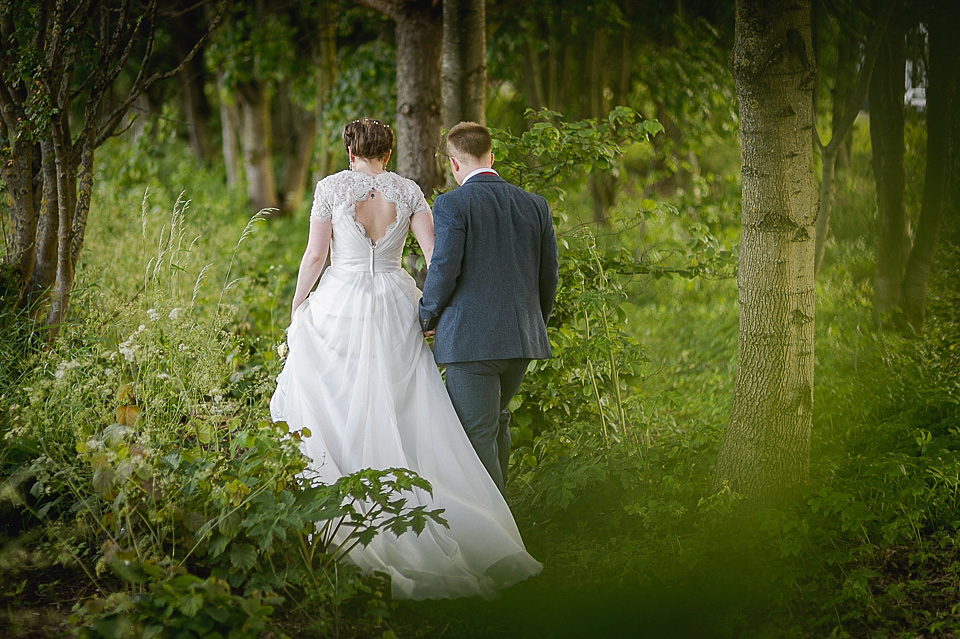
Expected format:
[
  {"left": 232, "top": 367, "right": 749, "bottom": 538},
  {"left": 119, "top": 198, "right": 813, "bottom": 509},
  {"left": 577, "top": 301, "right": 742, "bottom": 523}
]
[
  {"left": 291, "top": 219, "right": 333, "bottom": 319},
  {"left": 410, "top": 210, "right": 435, "bottom": 267}
]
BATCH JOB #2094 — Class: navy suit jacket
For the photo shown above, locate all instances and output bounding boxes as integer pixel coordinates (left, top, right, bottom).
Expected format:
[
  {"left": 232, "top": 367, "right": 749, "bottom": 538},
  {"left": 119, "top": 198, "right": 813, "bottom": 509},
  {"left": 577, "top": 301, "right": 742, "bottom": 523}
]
[{"left": 419, "top": 173, "right": 559, "bottom": 364}]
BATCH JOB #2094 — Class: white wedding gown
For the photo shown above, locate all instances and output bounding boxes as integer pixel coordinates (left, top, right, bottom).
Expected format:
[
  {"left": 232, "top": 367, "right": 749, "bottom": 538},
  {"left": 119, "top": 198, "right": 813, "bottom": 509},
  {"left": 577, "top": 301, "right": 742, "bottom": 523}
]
[{"left": 270, "top": 170, "right": 542, "bottom": 599}]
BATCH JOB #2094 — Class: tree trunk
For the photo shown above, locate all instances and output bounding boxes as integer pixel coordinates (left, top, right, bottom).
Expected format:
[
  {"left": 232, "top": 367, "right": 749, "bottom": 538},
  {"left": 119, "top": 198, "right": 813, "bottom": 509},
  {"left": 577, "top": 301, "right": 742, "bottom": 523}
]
[
  {"left": 45, "top": 115, "right": 77, "bottom": 330},
  {"left": 442, "top": 0, "right": 486, "bottom": 129},
  {"left": 901, "top": 0, "right": 959, "bottom": 331},
  {"left": 814, "top": 146, "right": 838, "bottom": 272},
  {"left": 25, "top": 139, "right": 59, "bottom": 313},
  {"left": 172, "top": 16, "right": 212, "bottom": 164},
  {"left": 520, "top": 38, "right": 547, "bottom": 110},
  {"left": 395, "top": 0, "right": 443, "bottom": 196},
  {"left": 236, "top": 80, "right": 279, "bottom": 212},
  {"left": 278, "top": 96, "right": 318, "bottom": 215},
  {"left": 0, "top": 138, "right": 38, "bottom": 300},
  {"left": 869, "top": 6, "right": 910, "bottom": 321},
  {"left": 814, "top": 0, "right": 891, "bottom": 274},
  {"left": 714, "top": 0, "right": 818, "bottom": 505},
  {"left": 217, "top": 71, "right": 243, "bottom": 189},
  {"left": 315, "top": 7, "right": 338, "bottom": 179},
  {"left": 832, "top": 30, "right": 856, "bottom": 171}
]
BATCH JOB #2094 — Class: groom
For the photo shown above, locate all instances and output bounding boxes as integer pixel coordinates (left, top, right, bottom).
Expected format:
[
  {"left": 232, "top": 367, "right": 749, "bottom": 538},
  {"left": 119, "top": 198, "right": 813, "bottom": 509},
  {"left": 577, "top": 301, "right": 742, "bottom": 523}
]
[{"left": 419, "top": 121, "right": 558, "bottom": 495}]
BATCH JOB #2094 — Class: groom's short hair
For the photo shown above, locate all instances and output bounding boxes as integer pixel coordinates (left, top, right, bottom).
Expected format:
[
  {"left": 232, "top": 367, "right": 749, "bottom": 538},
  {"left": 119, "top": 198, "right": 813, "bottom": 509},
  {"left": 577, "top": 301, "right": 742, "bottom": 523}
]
[{"left": 446, "top": 122, "right": 491, "bottom": 160}]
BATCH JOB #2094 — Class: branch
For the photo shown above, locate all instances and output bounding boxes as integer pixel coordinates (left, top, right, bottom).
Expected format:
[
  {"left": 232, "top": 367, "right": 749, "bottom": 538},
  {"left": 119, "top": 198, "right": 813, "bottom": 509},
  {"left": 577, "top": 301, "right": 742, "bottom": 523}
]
[
  {"left": 94, "top": 0, "right": 139, "bottom": 102},
  {"left": 158, "top": 0, "right": 214, "bottom": 19},
  {"left": 94, "top": 0, "right": 226, "bottom": 148},
  {"left": 0, "top": 4, "right": 13, "bottom": 41},
  {"left": 87, "top": 0, "right": 160, "bottom": 146},
  {"left": 814, "top": 0, "right": 896, "bottom": 153},
  {"left": 67, "top": 7, "right": 100, "bottom": 99},
  {"left": 0, "top": 74, "right": 22, "bottom": 132},
  {"left": 824, "top": 0, "right": 895, "bottom": 154},
  {"left": 356, "top": 0, "right": 399, "bottom": 20},
  {"left": 43, "top": 0, "right": 66, "bottom": 69}
]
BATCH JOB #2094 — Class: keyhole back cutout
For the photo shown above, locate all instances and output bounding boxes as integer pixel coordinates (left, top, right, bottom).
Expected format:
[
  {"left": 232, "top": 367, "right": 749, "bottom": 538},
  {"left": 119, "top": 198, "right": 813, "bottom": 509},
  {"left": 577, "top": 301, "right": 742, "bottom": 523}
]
[{"left": 353, "top": 189, "right": 397, "bottom": 245}]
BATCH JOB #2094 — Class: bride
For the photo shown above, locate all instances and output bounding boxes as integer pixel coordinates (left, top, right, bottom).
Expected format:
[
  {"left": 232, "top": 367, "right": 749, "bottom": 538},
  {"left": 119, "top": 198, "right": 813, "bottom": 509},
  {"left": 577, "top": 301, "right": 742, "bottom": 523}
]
[{"left": 270, "top": 118, "right": 542, "bottom": 599}]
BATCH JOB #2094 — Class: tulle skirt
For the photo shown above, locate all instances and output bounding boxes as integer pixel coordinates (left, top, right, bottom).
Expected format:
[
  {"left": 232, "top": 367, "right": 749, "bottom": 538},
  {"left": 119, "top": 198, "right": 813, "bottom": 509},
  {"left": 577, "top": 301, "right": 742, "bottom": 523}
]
[{"left": 270, "top": 265, "right": 542, "bottom": 599}]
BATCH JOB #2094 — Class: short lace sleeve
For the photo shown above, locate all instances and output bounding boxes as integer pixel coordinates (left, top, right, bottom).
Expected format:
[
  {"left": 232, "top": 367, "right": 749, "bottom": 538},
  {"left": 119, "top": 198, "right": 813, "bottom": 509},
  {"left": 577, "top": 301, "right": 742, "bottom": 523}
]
[
  {"left": 406, "top": 180, "right": 430, "bottom": 216},
  {"left": 309, "top": 179, "right": 332, "bottom": 222}
]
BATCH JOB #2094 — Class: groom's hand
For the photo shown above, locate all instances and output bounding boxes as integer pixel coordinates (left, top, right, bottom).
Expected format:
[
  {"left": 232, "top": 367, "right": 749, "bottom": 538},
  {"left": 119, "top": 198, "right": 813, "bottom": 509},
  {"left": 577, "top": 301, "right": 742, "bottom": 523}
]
[{"left": 423, "top": 329, "right": 436, "bottom": 337}]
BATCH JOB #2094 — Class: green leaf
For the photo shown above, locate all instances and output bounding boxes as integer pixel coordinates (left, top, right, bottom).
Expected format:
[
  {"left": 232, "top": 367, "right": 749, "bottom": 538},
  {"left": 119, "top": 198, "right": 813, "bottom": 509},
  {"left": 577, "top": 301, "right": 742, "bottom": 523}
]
[
  {"left": 178, "top": 593, "right": 204, "bottom": 618},
  {"left": 229, "top": 543, "right": 258, "bottom": 571},
  {"left": 207, "top": 534, "right": 230, "bottom": 558}
]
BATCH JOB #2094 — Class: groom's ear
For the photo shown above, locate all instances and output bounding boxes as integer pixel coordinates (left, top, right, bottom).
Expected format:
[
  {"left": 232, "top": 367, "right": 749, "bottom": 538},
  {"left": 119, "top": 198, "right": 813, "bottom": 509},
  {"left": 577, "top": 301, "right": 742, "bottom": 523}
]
[{"left": 489, "top": 152, "right": 495, "bottom": 167}]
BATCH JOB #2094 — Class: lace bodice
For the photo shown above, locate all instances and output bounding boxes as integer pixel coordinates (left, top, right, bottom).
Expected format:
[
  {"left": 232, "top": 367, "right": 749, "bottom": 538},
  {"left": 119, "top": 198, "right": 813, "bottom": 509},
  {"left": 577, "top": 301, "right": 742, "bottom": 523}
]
[
  {"left": 310, "top": 170, "right": 429, "bottom": 223},
  {"left": 310, "top": 170, "right": 430, "bottom": 273}
]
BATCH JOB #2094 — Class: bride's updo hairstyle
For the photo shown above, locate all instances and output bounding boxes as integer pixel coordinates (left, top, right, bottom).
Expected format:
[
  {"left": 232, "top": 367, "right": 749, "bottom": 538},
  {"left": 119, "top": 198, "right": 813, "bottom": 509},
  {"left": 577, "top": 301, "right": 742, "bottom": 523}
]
[
  {"left": 445, "top": 121, "right": 491, "bottom": 161},
  {"left": 343, "top": 118, "right": 394, "bottom": 160}
]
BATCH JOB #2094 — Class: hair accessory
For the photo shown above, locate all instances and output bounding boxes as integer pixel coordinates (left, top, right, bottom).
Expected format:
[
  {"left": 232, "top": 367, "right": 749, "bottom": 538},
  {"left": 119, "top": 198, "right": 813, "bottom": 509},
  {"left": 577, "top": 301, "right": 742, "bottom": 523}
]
[{"left": 351, "top": 118, "right": 391, "bottom": 129}]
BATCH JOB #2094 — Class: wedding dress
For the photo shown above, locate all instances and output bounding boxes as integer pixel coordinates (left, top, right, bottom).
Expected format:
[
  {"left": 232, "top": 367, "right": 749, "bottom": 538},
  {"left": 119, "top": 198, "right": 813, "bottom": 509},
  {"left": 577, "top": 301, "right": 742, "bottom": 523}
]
[{"left": 270, "top": 170, "right": 542, "bottom": 599}]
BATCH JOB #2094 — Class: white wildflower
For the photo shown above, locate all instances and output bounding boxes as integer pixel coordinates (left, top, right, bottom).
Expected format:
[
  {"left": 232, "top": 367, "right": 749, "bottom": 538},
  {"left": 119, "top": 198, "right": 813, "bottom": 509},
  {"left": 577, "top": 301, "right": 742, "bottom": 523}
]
[
  {"left": 168, "top": 307, "right": 182, "bottom": 321},
  {"left": 147, "top": 308, "right": 159, "bottom": 321},
  {"left": 119, "top": 344, "right": 136, "bottom": 363}
]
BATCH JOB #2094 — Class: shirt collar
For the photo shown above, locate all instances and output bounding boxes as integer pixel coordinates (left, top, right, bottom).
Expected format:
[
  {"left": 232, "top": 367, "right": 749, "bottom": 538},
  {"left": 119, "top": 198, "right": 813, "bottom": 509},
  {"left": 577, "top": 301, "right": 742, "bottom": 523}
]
[{"left": 462, "top": 167, "right": 499, "bottom": 184}]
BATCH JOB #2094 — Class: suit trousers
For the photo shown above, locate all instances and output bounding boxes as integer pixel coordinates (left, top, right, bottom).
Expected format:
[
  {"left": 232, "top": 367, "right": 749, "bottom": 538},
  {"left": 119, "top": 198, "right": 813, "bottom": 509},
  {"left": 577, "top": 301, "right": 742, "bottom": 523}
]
[{"left": 444, "top": 358, "right": 531, "bottom": 495}]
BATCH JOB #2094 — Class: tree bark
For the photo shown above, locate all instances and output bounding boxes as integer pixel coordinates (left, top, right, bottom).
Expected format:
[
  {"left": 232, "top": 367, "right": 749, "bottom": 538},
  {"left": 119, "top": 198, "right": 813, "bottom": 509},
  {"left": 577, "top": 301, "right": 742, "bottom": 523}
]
[
  {"left": 25, "top": 139, "right": 59, "bottom": 313},
  {"left": 46, "top": 113, "right": 77, "bottom": 329},
  {"left": 278, "top": 94, "right": 318, "bottom": 215},
  {"left": 394, "top": 0, "right": 443, "bottom": 196},
  {"left": 901, "top": 0, "right": 959, "bottom": 331},
  {"left": 172, "top": 14, "right": 212, "bottom": 163},
  {"left": 715, "top": 0, "right": 818, "bottom": 505},
  {"left": 869, "top": 5, "right": 910, "bottom": 321},
  {"left": 217, "top": 70, "right": 243, "bottom": 189},
  {"left": 442, "top": 0, "right": 486, "bottom": 129},
  {"left": 832, "top": 29, "right": 856, "bottom": 171},
  {"left": 0, "top": 138, "right": 38, "bottom": 299},
  {"left": 315, "top": 5, "right": 338, "bottom": 179},
  {"left": 236, "top": 80, "right": 280, "bottom": 212}
]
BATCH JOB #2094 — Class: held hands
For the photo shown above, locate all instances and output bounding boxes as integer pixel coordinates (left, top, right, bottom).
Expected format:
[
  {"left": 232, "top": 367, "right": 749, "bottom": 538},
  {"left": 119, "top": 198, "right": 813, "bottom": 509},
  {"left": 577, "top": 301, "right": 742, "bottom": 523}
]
[{"left": 423, "top": 329, "right": 436, "bottom": 338}]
